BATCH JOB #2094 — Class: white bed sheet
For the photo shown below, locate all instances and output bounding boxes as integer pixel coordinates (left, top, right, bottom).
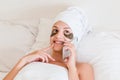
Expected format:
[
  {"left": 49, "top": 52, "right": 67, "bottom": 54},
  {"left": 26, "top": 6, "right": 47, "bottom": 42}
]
[
  {"left": 0, "top": 18, "right": 120, "bottom": 80},
  {"left": 0, "top": 72, "right": 8, "bottom": 80},
  {"left": 1, "top": 31, "right": 120, "bottom": 80}
]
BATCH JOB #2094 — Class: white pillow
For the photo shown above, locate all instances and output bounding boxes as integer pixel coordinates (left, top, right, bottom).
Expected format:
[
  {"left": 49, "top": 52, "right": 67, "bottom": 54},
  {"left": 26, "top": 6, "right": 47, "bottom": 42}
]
[
  {"left": 30, "top": 18, "right": 53, "bottom": 51},
  {"left": 77, "top": 31, "right": 120, "bottom": 80},
  {"left": 0, "top": 21, "right": 37, "bottom": 72},
  {"left": 31, "top": 18, "right": 120, "bottom": 80},
  {"left": 10, "top": 19, "right": 40, "bottom": 36}
]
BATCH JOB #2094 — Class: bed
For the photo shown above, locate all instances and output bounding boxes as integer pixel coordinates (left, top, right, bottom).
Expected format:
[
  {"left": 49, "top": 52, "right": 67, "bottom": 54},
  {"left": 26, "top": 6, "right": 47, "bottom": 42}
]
[
  {"left": 0, "top": 18, "right": 120, "bottom": 80},
  {"left": 0, "top": 0, "right": 120, "bottom": 80}
]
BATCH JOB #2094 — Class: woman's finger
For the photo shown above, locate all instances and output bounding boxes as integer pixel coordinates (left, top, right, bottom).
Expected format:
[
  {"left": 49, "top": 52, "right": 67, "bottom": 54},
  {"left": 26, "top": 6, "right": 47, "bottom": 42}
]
[
  {"left": 44, "top": 53, "right": 55, "bottom": 61},
  {"left": 42, "top": 54, "right": 49, "bottom": 63},
  {"left": 45, "top": 56, "right": 49, "bottom": 63},
  {"left": 64, "top": 57, "right": 69, "bottom": 62},
  {"left": 38, "top": 55, "right": 45, "bottom": 62},
  {"left": 64, "top": 42, "right": 73, "bottom": 47},
  {"left": 39, "top": 52, "right": 55, "bottom": 62}
]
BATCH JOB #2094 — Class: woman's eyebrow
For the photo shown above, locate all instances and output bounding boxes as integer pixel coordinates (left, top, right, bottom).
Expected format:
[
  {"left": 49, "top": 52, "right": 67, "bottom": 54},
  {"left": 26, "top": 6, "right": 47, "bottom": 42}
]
[
  {"left": 53, "top": 26, "right": 58, "bottom": 28},
  {"left": 64, "top": 27, "right": 70, "bottom": 29},
  {"left": 53, "top": 25, "right": 70, "bottom": 29}
]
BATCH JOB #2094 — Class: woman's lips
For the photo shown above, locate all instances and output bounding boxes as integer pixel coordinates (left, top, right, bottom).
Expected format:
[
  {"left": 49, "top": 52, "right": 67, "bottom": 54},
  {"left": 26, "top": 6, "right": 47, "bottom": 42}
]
[{"left": 53, "top": 41, "right": 64, "bottom": 45}]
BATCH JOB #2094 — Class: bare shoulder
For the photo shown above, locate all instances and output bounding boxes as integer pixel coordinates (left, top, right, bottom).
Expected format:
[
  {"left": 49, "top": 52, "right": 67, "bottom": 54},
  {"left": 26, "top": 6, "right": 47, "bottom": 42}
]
[
  {"left": 76, "top": 62, "right": 93, "bottom": 70},
  {"left": 76, "top": 62, "right": 94, "bottom": 78}
]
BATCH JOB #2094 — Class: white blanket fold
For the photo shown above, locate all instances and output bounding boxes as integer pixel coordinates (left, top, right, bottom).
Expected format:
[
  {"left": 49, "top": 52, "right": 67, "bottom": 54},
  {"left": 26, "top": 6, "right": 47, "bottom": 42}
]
[{"left": 14, "top": 62, "right": 68, "bottom": 80}]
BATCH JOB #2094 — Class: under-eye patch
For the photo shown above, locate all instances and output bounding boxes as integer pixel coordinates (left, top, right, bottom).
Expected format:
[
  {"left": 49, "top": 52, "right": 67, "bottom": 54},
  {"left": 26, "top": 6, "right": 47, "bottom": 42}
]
[
  {"left": 50, "top": 29, "right": 58, "bottom": 37},
  {"left": 64, "top": 33, "right": 73, "bottom": 39},
  {"left": 50, "top": 29, "right": 73, "bottom": 40}
]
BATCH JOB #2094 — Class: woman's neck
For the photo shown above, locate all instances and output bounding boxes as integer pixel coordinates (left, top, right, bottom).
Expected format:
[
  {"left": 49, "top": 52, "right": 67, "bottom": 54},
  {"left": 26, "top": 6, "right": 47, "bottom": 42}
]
[{"left": 51, "top": 51, "right": 63, "bottom": 62}]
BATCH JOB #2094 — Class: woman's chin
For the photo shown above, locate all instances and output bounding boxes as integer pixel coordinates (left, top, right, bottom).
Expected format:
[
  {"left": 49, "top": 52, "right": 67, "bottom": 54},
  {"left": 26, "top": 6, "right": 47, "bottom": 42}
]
[
  {"left": 53, "top": 47, "right": 62, "bottom": 52},
  {"left": 52, "top": 43, "right": 63, "bottom": 52}
]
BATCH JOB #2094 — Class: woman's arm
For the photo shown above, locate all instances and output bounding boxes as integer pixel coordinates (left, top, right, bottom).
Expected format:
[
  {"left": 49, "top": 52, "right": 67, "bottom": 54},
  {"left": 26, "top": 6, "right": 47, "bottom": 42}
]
[
  {"left": 77, "top": 63, "right": 94, "bottom": 80},
  {"left": 3, "top": 45, "right": 55, "bottom": 80},
  {"left": 3, "top": 58, "right": 27, "bottom": 80},
  {"left": 3, "top": 50, "right": 39, "bottom": 80},
  {"left": 64, "top": 42, "right": 94, "bottom": 80},
  {"left": 63, "top": 42, "right": 79, "bottom": 80},
  {"left": 67, "top": 65, "right": 79, "bottom": 80}
]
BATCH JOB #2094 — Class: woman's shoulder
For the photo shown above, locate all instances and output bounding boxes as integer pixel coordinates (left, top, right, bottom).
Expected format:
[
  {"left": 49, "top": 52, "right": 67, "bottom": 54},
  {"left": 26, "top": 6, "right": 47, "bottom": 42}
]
[
  {"left": 76, "top": 62, "right": 94, "bottom": 75},
  {"left": 76, "top": 62, "right": 93, "bottom": 69}
]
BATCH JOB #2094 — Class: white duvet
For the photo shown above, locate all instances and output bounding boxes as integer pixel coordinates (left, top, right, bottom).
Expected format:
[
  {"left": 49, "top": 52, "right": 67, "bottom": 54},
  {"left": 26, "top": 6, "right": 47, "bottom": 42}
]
[{"left": 14, "top": 62, "right": 68, "bottom": 80}]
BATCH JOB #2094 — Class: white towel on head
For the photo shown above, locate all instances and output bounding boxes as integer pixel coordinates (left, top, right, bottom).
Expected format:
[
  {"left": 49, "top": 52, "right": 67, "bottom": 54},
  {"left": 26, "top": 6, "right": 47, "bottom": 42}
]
[{"left": 53, "top": 6, "right": 92, "bottom": 48}]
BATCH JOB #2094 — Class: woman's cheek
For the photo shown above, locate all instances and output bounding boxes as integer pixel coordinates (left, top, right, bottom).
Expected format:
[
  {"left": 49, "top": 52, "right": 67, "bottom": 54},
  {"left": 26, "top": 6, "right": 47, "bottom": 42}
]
[{"left": 50, "top": 37, "right": 54, "bottom": 44}]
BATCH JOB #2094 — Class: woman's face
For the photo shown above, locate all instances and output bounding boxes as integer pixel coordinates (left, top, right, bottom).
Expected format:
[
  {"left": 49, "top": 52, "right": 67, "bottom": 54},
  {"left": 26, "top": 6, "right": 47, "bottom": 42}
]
[{"left": 50, "top": 21, "right": 73, "bottom": 52}]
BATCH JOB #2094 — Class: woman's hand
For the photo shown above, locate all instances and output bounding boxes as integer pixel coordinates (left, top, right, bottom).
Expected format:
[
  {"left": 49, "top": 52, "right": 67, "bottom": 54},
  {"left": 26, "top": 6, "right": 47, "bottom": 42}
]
[
  {"left": 63, "top": 42, "right": 80, "bottom": 80},
  {"left": 21, "top": 44, "right": 55, "bottom": 65},
  {"left": 63, "top": 42, "right": 77, "bottom": 68},
  {"left": 3, "top": 44, "right": 55, "bottom": 80}
]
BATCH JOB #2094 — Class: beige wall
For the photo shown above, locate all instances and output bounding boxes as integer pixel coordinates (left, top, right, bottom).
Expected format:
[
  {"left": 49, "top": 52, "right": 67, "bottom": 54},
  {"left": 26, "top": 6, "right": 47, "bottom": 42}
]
[{"left": 0, "top": 0, "right": 120, "bottom": 27}]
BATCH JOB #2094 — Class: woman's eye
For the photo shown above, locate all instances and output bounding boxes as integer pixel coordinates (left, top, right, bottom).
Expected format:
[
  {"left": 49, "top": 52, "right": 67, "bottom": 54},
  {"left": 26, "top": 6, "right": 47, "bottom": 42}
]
[
  {"left": 50, "top": 29, "right": 58, "bottom": 37},
  {"left": 64, "top": 30, "right": 73, "bottom": 39},
  {"left": 64, "top": 30, "right": 70, "bottom": 35},
  {"left": 53, "top": 29, "right": 58, "bottom": 33}
]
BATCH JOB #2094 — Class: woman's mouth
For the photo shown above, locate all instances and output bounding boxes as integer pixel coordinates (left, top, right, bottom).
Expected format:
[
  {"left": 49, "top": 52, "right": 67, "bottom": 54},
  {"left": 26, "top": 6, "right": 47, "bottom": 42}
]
[{"left": 53, "top": 41, "right": 64, "bottom": 45}]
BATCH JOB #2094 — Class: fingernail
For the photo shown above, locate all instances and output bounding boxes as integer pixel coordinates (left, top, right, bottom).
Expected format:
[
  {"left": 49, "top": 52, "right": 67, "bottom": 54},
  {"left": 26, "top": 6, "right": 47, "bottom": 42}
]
[
  {"left": 53, "top": 59, "right": 55, "bottom": 61},
  {"left": 64, "top": 59, "right": 67, "bottom": 62}
]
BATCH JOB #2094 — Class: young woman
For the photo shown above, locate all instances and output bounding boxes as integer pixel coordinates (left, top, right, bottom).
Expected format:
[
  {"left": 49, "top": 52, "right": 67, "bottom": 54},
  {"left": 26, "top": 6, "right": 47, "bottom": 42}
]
[{"left": 3, "top": 7, "right": 94, "bottom": 80}]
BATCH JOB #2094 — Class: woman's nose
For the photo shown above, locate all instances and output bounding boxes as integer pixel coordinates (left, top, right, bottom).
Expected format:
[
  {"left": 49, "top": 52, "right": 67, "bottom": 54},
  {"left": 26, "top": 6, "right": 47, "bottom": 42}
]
[{"left": 55, "top": 31, "right": 64, "bottom": 39}]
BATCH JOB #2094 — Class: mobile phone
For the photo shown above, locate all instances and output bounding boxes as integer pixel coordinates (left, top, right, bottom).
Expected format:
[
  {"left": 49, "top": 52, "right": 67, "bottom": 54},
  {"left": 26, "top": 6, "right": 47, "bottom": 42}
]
[
  {"left": 62, "top": 38, "right": 76, "bottom": 60},
  {"left": 62, "top": 46, "right": 71, "bottom": 60}
]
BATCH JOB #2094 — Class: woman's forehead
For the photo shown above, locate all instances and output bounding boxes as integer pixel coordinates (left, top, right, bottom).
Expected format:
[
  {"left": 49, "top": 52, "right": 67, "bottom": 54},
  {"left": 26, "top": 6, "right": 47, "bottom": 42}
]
[
  {"left": 53, "top": 21, "right": 70, "bottom": 28},
  {"left": 52, "top": 21, "right": 72, "bottom": 30}
]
